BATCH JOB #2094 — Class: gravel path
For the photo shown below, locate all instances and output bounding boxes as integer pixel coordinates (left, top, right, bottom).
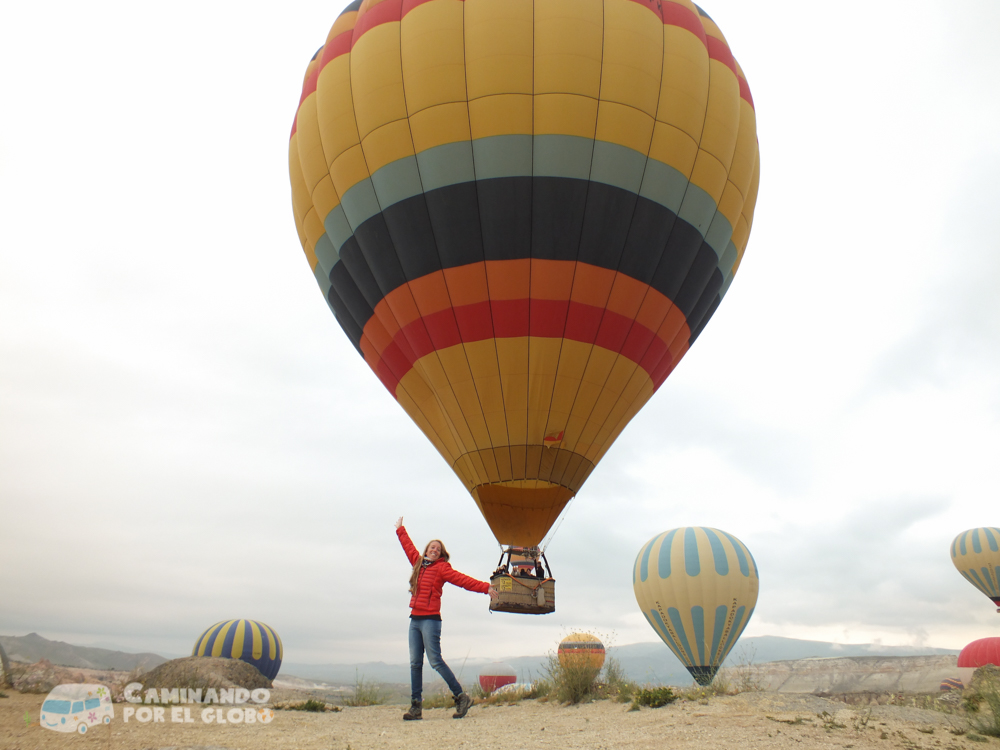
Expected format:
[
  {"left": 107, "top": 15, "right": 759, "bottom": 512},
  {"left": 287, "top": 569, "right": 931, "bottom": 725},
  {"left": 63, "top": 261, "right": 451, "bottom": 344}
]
[{"left": 0, "top": 689, "right": 980, "bottom": 750}]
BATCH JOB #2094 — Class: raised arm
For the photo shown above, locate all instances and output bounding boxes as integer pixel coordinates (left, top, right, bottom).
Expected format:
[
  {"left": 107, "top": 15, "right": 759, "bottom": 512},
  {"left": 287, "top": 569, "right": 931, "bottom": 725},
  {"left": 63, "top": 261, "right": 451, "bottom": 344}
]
[{"left": 396, "top": 524, "right": 420, "bottom": 566}]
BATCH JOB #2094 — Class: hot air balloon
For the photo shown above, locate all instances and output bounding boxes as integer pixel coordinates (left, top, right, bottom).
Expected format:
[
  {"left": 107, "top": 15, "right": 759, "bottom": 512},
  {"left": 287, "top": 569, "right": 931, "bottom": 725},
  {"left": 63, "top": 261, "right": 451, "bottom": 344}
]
[
  {"left": 193, "top": 620, "right": 283, "bottom": 681},
  {"left": 479, "top": 662, "right": 517, "bottom": 693},
  {"left": 289, "top": 0, "right": 759, "bottom": 589},
  {"left": 558, "top": 633, "right": 606, "bottom": 671},
  {"left": 633, "top": 527, "right": 758, "bottom": 686},
  {"left": 940, "top": 677, "right": 964, "bottom": 692},
  {"left": 951, "top": 527, "right": 1000, "bottom": 611},
  {"left": 959, "top": 637, "right": 1000, "bottom": 670}
]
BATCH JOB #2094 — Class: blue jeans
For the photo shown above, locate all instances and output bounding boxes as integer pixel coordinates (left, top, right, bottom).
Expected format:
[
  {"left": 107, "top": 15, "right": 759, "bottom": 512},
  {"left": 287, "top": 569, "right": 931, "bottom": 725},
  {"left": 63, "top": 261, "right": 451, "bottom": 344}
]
[{"left": 409, "top": 618, "right": 462, "bottom": 702}]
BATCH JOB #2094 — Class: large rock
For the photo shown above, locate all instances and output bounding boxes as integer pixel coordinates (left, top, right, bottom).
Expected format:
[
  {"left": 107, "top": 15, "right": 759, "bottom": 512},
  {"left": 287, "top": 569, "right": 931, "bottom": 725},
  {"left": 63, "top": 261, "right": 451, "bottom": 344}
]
[
  {"left": 752, "top": 655, "right": 959, "bottom": 694},
  {"left": 9, "top": 659, "right": 91, "bottom": 694},
  {"left": 136, "top": 656, "right": 272, "bottom": 694}
]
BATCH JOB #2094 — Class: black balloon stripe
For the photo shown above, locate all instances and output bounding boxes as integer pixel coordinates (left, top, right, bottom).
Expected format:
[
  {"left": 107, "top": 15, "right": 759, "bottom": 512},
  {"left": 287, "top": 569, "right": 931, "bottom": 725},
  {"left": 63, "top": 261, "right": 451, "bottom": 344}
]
[{"left": 326, "top": 176, "right": 719, "bottom": 352}]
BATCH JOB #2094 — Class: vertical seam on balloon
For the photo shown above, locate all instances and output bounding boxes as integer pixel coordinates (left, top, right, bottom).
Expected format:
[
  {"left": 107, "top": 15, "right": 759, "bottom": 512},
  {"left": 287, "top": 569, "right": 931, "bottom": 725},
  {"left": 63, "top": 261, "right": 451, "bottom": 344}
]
[
  {"left": 344, "top": 13, "right": 471, "bottom": 464},
  {"left": 690, "top": 605, "right": 706, "bottom": 666},
  {"left": 544, "top": 0, "right": 642, "bottom": 489},
  {"left": 586, "top": 20, "right": 721, "bottom": 450},
  {"left": 394, "top": 2, "right": 499, "bottom": 485},
  {"left": 213, "top": 620, "right": 236, "bottom": 657},
  {"left": 546, "top": 0, "right": 669, "bottom": 486},
  {"left": 233, "top": 620, "right": 246, "bottom": 660},
  {"left": 301, "top": 38, "right": 373, "bottom": 346},
  {"left": 291, "top": 87, "right": 359, "bottom": 347},
  {"left": 717, "top": 528, "right": 750, "bottom": 577},
  {"left": 987, "top": 528, "right": 1000, "bottom": 553},
  {"left": 535, "top": 0, "right": 606, "bottom": 495},
  {"left": 523, "top": 0, "right": 537, "bottom": 490},
  {"left": 719, "top": 605, "right": 746, "bottom": 660},
  {"left": 710, "top": 604, "right": 728, "bottom": 664},
  {"left": 461, "top": 0, "right": 516, "bottom": 490},
  {"left": 702, "top": 527, "right": 729, "bottom": 575}
]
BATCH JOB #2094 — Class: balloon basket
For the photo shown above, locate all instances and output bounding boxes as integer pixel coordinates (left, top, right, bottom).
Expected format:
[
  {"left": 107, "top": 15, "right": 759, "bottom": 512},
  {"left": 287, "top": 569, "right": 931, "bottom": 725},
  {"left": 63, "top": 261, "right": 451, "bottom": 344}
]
[{"left": 489, "top": 546, "right": 555, "bottom": 615}]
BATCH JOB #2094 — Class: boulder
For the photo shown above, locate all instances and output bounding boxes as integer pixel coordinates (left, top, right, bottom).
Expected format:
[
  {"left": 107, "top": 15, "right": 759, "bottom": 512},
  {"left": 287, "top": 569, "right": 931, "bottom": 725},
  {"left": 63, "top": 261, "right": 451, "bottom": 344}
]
[
  {"left": 136, "top": 656, "right": 272, "bottom": 695},
  {"left": 10, "top": 658, "right": 89, "bottom": 694}
]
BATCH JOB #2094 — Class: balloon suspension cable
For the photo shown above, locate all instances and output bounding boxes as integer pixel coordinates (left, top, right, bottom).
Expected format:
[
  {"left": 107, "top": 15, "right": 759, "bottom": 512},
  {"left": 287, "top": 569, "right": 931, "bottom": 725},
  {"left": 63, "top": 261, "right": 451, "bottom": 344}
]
[{"left": 540, "top": 495, "right": 575, "bottom": 556}]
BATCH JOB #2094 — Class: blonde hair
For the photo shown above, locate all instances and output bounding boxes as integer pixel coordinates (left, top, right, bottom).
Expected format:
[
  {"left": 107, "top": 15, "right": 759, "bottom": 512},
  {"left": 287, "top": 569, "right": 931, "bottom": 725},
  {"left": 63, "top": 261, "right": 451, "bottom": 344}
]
[{"left": 408, "top": 539, "right": 450, "bottom": 595}]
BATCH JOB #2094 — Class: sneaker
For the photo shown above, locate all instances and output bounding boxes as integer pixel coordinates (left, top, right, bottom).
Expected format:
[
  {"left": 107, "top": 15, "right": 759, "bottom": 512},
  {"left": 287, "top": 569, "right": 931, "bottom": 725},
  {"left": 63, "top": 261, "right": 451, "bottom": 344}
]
[
  {"left": 452, "top": 692, "right": 472, "bottom": 719},
  {"left": 403, "top": 701, "right": 422, "bottom": 721}
]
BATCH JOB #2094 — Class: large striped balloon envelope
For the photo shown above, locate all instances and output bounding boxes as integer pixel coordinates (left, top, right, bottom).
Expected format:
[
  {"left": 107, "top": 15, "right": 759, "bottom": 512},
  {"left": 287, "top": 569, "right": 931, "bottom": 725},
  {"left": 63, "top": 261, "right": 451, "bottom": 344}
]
[
  {"left": 289, "top": 0, "right": 760, "bottom": 547},
  {"left": 192, "top": 620, "right": 283, "bottom": 681},
  {"left": 633, "top": 527, "right": 758, "bottom": 686},
  {"left": 951, "top": 527, "right": 1000, "bottom": 609}
]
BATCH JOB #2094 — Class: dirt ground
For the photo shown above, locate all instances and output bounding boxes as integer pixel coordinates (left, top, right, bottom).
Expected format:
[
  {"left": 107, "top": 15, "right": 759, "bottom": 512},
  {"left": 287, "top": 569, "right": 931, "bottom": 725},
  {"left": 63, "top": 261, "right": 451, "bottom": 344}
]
[{"left": 0, "top": 687, "right": 990, "bottom": 750}]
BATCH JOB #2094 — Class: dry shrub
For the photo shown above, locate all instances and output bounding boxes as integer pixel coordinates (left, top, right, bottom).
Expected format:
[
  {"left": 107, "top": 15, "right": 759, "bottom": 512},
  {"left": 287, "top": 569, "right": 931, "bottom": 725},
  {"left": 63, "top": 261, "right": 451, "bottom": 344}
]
[
  {"left": 965, "top": 665, "right": 1000, "bottom": 737},
  {"left": 342, "top": 671, "right": 387, "bottom": 707},
  {"left": 542, "top": 652, "right": 601, "bottom": 704},
  {"left": 421, "top": 689, "right": 456, "bottom": 709},
  {"left": 728, "top": 645, "right": 766, "bottom": 693},
  {"left": 629, "top": 686, "right": 677, "bottom": 710},
  {"left": 597, "top": 657, "right": 638, "bottom": 703}
]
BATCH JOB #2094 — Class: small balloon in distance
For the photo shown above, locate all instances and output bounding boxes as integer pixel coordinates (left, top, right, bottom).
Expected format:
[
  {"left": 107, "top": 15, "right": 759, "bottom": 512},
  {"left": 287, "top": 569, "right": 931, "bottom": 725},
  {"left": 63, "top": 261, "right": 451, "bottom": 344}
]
[
  {"left": 557, "top": 633, "right": 606, "bottom": 671},
  {"left": 478, "top": 662, "right": 517, "bottom": 693}
]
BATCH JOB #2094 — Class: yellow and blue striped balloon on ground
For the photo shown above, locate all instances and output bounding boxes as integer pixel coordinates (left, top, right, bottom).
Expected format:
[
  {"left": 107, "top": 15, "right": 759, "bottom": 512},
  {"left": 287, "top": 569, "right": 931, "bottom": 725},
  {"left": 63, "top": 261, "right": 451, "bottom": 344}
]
[
  {"left": 951, "top": 527, "right": 1000, "bottom": 610},
  {"left": 633, "top": 527, "right": 758, "bottom": 685},
  {"left": 192, "top": 620, "right": 283, "bottom": 681}
]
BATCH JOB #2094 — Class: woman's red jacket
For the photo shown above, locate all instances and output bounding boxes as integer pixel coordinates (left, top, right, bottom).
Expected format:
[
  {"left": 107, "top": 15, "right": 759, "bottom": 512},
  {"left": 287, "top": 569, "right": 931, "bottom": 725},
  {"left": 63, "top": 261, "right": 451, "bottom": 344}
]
[{"left": 397, "top": 526, "right": 490, "bottom": 616}]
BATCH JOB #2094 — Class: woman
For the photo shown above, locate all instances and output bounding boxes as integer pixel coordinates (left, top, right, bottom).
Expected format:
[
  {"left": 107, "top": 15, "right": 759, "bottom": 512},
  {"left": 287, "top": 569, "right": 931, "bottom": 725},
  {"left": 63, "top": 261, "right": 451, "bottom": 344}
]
[{"left": 395, "top": 516, "right": 498, "bottom": 721}]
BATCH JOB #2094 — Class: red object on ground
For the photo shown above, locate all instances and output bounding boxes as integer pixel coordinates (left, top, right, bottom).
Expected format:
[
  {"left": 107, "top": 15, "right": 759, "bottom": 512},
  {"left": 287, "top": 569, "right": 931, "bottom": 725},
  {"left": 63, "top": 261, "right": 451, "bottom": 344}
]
[
  {"left": 958, "top": 637, "right": 1000, "bottom": 668},
  {"left": 479, "top": 662, "right": 517, "bottom": 693}
]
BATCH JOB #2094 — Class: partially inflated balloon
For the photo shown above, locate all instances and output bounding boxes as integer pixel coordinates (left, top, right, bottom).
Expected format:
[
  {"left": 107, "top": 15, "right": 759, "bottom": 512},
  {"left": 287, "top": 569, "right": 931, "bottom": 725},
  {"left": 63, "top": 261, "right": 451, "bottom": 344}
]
[
  {"left": 290, "top": 0, "right": 759, "bottom": 546},
  {"left": 193, "top": 620, "right": 283, "bottom": 680},
  {"left": 633, "top": 527, "right": 758, "bottom": 685},
  {"left": 951, "top": 527, "right": 1000, "bottom": 609}
]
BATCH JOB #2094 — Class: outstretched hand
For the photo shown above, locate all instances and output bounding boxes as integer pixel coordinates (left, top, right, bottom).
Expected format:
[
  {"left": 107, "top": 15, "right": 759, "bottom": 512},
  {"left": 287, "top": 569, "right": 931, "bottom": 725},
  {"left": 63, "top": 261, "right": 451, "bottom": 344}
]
[
  {"left": 395, "top": 517, "right": 403, "bottom": 530},
  {"left": 488, "top": 586, "right": 499, "bottom": 602}
]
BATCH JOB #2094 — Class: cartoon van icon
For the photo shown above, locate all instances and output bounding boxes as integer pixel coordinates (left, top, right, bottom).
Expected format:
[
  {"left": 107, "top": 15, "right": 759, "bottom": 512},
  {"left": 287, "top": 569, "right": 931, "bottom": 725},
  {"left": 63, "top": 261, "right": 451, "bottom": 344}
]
[{"left": 40, "top": 683, "right": 114, "bottom": 734}]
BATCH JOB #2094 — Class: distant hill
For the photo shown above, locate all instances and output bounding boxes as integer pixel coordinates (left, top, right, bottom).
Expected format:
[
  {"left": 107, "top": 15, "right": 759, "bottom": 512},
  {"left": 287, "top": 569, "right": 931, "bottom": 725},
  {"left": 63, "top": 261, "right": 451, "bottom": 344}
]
[
  {"left": 1, "top": 632, "right": 958, "bottom": 688},
  {"left": 280, "top": 636, "right": 960, "bottom": 687},
  {"left": 0, "top": 633, "right": 166, "bottom": 672}
]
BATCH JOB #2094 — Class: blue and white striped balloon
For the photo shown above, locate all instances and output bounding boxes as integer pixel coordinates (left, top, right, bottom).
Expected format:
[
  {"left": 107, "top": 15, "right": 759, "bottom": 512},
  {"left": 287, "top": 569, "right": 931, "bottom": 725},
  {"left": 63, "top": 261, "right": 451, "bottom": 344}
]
[{"left": 633, "top": 527, "right": 759, "bottom": 686}]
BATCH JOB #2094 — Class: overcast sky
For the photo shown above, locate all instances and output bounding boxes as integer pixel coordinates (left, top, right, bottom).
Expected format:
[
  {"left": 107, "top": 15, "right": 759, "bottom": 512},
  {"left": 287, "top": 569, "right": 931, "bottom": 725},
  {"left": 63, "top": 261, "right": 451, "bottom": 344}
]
[{"left": 2, "top": 0, "right": 999, "bottom": 670}]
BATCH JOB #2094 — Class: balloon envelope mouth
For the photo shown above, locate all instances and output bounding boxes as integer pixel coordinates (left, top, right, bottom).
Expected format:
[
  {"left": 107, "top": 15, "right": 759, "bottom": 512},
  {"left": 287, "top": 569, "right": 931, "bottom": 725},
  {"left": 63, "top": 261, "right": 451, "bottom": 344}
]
[
  {"left": 687, "top": 666, "right": 721, "bottom": 686},
  {"left": 473, "top": 483, "right": 575, "bottom": 546}
]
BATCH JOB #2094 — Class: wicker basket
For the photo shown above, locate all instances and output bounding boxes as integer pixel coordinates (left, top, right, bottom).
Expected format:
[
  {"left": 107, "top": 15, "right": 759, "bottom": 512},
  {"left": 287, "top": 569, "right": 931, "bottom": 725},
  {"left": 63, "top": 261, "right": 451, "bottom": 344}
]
[{"left": 489, "top": 573, "right": 555, "bottom": 615}]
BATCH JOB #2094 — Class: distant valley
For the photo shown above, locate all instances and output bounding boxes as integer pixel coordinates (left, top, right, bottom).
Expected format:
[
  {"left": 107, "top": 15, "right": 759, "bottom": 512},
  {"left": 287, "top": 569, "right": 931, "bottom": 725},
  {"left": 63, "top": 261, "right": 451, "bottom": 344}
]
[{"left": 1, "top": 632, "right": 957, "bottom": 687}]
